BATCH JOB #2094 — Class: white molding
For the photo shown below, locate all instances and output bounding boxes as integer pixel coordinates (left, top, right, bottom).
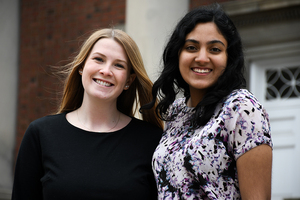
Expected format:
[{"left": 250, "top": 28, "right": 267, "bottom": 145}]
[
  {"left": 222, "top": 0, "right": 300, "bottom": 16},
  {"left": 245, "top": 41, "right": 300, "bottom": 61}
]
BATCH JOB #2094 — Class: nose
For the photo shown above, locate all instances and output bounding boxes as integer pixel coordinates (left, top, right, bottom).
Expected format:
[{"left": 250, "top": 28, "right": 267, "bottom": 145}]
[
  {"left": 99, "top": 63, "right": 113, "bottom": 76},
  {"left": 195, "top": 48, "right": 210, "bottom": 64}
]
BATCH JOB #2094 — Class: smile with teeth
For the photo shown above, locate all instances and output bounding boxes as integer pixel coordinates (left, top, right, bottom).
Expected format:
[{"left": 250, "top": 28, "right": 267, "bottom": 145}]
[
  {"left": 192, "top": 68, "right": 211, "bottom": 73},
  {"left": 94, "top": 79, "right": 113, "bottom": 87}
]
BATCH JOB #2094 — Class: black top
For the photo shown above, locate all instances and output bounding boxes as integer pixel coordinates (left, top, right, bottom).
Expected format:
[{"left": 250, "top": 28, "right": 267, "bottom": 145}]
[{"left": 12, "top": 113, "right": 162, "bottom": 200}]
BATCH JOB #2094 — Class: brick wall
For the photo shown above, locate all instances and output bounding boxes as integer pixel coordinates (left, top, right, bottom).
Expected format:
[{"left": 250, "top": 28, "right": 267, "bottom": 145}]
[{"left": 15, "top": 0, "right": 126, "bottom": 157}]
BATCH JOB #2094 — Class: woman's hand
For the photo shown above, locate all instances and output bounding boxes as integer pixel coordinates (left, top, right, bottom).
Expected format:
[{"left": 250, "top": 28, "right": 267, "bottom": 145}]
[{"left": 237, "top": 144, "right": 272, "bottom": 200}]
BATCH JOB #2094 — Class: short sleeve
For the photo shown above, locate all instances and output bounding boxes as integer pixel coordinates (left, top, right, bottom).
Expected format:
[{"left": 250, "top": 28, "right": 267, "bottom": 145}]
[{"left": 225, "top": 90, "right": 272, "bottom": 160}]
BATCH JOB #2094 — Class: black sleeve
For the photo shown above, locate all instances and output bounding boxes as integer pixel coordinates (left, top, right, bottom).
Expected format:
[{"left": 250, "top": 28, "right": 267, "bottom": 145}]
[{"left": 12, "top": 122, "right": 44, "bottom": 200}]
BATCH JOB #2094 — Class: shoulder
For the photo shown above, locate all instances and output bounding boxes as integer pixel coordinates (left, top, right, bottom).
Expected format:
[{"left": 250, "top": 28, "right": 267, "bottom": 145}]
[
  {"left": 20, "top": 113, "right": 66, "bottom": 148},
  {"left": 29, "top": 113, "right": 66, "bottom": 129},
  {"left": 130, "top": 117, "right": 163, "bottom": 138},
  {"left": 218, "top": 89, "right": 270, "bottom": 131},
  {"left": 165, "top": 97, "right": 188, "bottom": 119},
  {"left": 223, "top": 89, "right": 263, "bottom": 112},
  {"left": 24, "top": 113, "right": 66, "bottom": 138},
  {"left": 131, "top": 117, "right": 163, "bottom": 132}
]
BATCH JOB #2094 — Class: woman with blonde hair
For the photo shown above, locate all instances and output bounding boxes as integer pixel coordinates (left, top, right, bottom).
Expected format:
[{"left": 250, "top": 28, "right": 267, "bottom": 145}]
[{"left": 12, "top": 28, "right": 163, "bottom": 200}]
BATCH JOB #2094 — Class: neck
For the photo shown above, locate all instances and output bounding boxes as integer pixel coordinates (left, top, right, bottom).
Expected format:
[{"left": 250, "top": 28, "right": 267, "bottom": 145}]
[
  {"left": 188, "top": 95, "right": 203, "bottom": 108},
  {"left": 188, "top": 88, "right": 206, "bottom": 107},
  {"left": 77, "top": 96, "right": 121, "bottom": 132}
]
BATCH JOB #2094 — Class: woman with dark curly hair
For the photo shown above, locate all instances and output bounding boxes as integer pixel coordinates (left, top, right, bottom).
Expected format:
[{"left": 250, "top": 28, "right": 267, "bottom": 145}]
[{"left": 142, "top": 4, "right": 272, "bottom": 200}]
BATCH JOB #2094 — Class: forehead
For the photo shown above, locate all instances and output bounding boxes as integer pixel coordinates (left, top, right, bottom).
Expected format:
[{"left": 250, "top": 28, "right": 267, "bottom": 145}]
[
  {"left": 186, "top": 22, "right": 227, "bottom": 45},
  {"left": 91, "top": 38, "right": 128, "bottom": 58}
]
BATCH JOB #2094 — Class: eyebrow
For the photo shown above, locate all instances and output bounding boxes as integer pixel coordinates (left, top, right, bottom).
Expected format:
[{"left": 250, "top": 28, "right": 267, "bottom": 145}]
[
  {"left": 92, "top": 52, "right": 128, "bottom": 64},
  {"left": 185, "top": 39, "right": 226, "bottom": 47}
]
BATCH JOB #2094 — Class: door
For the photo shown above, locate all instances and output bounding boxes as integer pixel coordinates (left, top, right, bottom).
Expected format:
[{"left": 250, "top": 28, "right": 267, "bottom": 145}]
[{"left": 250, "top": 55, "right": 300, "bottom": 200}]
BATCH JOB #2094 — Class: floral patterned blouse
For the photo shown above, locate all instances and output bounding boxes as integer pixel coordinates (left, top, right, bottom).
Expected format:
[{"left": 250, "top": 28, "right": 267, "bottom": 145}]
[{"left": 152, "top": 89, "right": 272, "bottom": 200}]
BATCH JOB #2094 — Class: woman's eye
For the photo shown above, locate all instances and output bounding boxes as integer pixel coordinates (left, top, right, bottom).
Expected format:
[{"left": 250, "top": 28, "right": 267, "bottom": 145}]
[
  {"left": 211, "top": 47, "right": 221, "bottom": 52},
  {"left": 186, "top": 46, "right": 197, "bottom": 51},
  {"left": 115, "top": 64, "right": 124, "bottom": 68},
  {"left": 94, "top": 57, "right": 103, "bottom": 62}
]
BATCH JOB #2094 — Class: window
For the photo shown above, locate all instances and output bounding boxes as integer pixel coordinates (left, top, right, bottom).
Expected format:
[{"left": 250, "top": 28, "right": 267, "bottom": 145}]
[{"left": 266, "top": 66, "right": 300, "bottom": 100}]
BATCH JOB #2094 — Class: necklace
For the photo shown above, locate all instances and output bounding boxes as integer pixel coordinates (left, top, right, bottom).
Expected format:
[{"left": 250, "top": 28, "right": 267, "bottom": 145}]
[{"left": 76, "top": 110, "right": 120, "bottom": 132}]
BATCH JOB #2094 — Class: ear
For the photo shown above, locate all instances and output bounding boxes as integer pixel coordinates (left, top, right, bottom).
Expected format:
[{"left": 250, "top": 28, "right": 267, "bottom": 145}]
[
  {"left": 78, "top": 68, "right": 83, "bottom": 75},
  {"left": 124, "top": 74, "right": 136, "bottom": 90}
]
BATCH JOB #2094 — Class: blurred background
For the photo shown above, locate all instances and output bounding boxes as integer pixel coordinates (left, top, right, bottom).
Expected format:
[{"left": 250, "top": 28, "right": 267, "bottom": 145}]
[{"left": 0, "top": 0, "right": 300, "bottom": 199}]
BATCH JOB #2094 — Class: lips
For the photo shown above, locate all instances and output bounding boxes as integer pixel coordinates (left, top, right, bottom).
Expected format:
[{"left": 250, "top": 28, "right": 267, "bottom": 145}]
[
  {"left": 93, "top": 79, "right": 113, "bottom": 87},
  {"left": 192, "top": 68, "right": 212, "bottom": 73}
]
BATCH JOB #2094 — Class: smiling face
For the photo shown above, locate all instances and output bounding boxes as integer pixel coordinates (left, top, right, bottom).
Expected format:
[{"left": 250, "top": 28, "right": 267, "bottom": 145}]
[
  {"left": 179, "top": 22, "right": 228, "bottom": 106},
  {"left": 81, "top": 38, "right": 135, "bottom": 104}
]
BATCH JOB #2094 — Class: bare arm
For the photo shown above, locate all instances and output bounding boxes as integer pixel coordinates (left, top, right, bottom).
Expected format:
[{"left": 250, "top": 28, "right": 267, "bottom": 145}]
[{"left": 236, "top": 144, "right": 272, "bottom": 200}]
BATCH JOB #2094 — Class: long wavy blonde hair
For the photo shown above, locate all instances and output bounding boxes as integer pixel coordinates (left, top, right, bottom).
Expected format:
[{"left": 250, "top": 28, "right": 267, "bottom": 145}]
[{"left": 57, "top": 28, "right": 163, "bottom": 129}]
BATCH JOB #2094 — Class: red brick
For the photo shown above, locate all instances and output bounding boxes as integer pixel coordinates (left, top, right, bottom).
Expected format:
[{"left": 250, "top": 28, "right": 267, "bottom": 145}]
[{"left": 15, "top": 0, "right": 126, "bottom": 160}]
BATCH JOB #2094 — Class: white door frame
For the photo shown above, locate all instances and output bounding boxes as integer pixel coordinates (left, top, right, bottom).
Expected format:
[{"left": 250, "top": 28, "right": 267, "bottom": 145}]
[{"left": 247, "top": 41, "right": 300, "bottom": 200}]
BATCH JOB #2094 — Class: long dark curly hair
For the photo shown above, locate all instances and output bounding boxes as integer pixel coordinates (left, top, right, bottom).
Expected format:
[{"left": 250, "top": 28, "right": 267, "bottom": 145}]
[{"left": 142, "top": 3, "right": 246, "bottom": 129}]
